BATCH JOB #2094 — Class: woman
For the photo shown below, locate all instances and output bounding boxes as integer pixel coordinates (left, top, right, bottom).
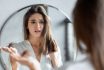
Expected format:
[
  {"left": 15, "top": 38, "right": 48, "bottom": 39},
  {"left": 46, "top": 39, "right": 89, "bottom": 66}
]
[
  {"left": 65, "top": 0, "right": 104, "bottom": 70},
  {"left": 0, "top": 5, "right": 62, "bottom": 70}
]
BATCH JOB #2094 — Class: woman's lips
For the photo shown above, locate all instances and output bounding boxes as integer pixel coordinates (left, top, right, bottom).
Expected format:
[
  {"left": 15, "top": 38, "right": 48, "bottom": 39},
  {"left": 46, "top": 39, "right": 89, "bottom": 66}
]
[{"left": 34, "top": 30, "right": 41, "bottom": 32}]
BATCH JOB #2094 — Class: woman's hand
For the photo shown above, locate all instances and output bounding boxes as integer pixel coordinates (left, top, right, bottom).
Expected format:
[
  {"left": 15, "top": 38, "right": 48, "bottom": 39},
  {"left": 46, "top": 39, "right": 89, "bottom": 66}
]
[
  {"left": 0, "top": 47, "right": 19, "bottom": 70},
  {"left": 16, "top": 50, "right": 41, "bottom": 70},
  {"left": 0, "top": 47, "right": 41, "bottom": 70}
]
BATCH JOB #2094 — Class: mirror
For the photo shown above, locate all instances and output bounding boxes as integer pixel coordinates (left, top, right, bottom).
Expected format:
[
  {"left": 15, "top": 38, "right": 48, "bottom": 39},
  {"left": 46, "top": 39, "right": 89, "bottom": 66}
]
[{"left": 0, "top": 4, "right": 75, "bottom": 69}]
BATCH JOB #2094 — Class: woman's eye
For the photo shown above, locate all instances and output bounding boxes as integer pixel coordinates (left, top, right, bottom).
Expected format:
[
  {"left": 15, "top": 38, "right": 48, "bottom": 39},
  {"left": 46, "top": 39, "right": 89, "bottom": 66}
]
[
  {"left": 40, "top": 20, "right": 44, "bottom": 24},
  {"left": 31, "top": 21, "right": 36, "bottom": 24},
  {"left": 40, "top": 22, "right": 44, "bottom": 24}
]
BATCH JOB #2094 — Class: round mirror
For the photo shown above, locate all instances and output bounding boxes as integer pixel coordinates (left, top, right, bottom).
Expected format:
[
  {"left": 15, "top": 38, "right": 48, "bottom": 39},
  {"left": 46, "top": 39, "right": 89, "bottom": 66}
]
[{"left": 0, "top": 4, "right": 75, "bottom": 69}]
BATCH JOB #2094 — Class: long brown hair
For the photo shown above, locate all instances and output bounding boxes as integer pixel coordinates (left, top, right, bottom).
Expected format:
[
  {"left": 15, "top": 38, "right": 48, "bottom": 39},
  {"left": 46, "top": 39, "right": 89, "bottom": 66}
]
[
  {"left": 73, "top": 0, "right": 104, "bottom": 70},
  {"left": 23, "top": 5, "right": 57, "bottom": 54}
]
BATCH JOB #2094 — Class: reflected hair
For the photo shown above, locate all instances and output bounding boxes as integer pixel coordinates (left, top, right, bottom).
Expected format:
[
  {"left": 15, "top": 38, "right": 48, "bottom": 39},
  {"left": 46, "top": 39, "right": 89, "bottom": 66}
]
[
  {"left": 23, "top": 5, "right": 57, "bottom": 54},
  {"left": 73, "top": 0, "right": 104, "bottom": 70}
]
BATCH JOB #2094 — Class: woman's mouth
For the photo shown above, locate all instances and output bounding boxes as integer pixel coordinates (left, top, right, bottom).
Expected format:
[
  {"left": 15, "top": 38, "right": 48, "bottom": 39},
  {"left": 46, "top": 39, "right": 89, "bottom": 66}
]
[{"left": 34, "top": 30, "right": 41, "bottom": 32}]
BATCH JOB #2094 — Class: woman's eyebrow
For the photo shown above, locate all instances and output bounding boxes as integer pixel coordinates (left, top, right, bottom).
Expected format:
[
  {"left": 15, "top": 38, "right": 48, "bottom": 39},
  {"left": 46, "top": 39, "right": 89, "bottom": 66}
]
[
  {"left": 29, "top": 19, "right": 44, "bottom": 22},
  {"left": 29, "top": 19, "right": 36, "bottom": 21},
  {"left": 39, "top": 19, "right": 44, "bottom": 21}
]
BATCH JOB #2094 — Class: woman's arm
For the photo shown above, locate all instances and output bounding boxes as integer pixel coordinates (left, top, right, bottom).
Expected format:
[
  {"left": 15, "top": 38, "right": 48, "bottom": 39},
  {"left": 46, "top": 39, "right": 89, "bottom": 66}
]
[
  {"left": 49, "top": 52, "right": 59, "bottom": 68},
  {"left": 49, "top": 47, "right": 63, "bottom": 69}
]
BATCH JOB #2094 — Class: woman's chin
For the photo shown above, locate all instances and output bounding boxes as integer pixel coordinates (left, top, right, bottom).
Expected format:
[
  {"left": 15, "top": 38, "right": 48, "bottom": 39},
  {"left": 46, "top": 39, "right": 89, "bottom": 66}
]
[{"left": 33, "top": 34, "right": 41, "bottom": 38}]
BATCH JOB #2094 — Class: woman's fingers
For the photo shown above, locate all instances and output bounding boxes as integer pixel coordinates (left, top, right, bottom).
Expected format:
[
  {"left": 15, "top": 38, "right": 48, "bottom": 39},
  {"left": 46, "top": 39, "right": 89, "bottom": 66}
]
[
  {"left": 2, "top": 47, "right": 12, "bottom": 53},
  {"left": 1, "top": 47, "right": 17, "bottom": 54},
  {"left": 1, "top": 47, "right": 19, "bottom": 60},
  {"left": 10, "top": 47, "right": 17, "bottom": 53},
  {"left": 10, "top": 52, "right": 20, "bottom": 61}
]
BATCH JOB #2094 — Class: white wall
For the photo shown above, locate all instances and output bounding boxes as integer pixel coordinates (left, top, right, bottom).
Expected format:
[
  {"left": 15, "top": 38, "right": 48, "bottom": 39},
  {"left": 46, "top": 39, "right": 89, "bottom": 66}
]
[{"left": 0, "top": 0, "right": 77, "bottom": 28}]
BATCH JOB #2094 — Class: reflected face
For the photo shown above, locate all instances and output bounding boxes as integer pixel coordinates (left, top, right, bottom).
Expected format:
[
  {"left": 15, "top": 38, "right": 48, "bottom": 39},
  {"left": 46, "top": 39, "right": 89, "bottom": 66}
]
[{"left": 27, "top": 13, "right": 44, "bottom": 38}]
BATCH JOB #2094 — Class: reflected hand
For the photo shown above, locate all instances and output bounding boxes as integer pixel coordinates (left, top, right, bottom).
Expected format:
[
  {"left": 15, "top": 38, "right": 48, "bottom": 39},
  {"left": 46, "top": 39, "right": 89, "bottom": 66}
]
[
  {"left": 1, "top": 47, "right": 41, "bottom": 70},
  {"left": 0, "top": 47, "right": 19, "bottom": 70},
  {"left": 1, "top": 47, "right": 19, "bottom": 61}
]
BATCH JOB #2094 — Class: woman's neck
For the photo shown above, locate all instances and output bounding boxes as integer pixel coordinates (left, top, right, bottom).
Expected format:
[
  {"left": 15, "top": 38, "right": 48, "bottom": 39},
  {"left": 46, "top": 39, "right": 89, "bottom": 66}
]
[
  {"left": 28, "top": 36, "right": 43, "bottom": 62},
  {"left": 28, "top": 36, "right": 41, "bottom": 47}
]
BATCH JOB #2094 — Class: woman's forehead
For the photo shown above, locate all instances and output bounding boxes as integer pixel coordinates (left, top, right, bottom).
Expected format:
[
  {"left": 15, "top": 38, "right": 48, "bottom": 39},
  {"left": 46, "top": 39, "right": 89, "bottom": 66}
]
[{"left": 29, "top": 13, "right": 44, "bottom": 20}]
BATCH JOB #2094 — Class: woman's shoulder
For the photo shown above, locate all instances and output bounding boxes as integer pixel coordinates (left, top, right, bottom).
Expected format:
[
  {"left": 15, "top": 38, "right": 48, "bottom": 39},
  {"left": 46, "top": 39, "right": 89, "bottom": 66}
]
[
  {"left": 67, "top": 60, "right": 93, "bottom": 70},
  {"left": 59, "top": 53, "right": 94, "bottom": 70}
]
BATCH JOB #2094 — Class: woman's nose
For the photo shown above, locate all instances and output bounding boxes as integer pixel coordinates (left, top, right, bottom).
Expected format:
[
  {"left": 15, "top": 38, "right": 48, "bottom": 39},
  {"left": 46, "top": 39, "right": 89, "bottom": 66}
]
[{"left": 36, "top": 23, "right": 40, "bottom": 28}]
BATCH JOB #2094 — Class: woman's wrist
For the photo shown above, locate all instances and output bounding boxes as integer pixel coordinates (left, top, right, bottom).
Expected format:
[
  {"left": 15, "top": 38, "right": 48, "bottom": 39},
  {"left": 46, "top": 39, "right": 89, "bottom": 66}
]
[
  {"left": 11, "top": 62, "right": 18, "bottom": 70},
  {"left": 28, "top": 63, "right": 36, "bottom": 70}
]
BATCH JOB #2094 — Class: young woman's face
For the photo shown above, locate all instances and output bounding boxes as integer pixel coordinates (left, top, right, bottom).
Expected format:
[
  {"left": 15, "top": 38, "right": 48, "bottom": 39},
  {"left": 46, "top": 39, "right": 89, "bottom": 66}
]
[{"left": 27, "top": 13, "right": 44, "bottom": 38}]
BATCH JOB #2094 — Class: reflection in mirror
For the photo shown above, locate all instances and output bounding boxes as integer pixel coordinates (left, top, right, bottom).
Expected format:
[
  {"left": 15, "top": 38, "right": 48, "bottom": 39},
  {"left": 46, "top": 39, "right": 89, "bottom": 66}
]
[{"left": 0, "top": 4, "right": 75, "bottom": 70}]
